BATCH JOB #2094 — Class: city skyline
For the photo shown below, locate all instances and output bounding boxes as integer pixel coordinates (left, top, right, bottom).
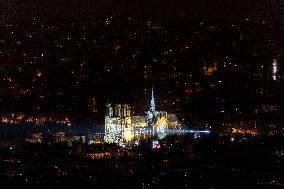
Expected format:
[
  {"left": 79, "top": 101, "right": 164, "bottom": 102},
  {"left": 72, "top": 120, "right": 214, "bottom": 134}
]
[{"left": 0, "top": 2, "right": 283, "bottom": 189}]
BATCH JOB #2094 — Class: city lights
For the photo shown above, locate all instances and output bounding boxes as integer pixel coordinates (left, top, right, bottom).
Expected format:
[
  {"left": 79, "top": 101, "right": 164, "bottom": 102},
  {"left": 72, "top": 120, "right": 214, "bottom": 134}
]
[{"left": 0, "top": 2, "right": 283, "bottom": 188}]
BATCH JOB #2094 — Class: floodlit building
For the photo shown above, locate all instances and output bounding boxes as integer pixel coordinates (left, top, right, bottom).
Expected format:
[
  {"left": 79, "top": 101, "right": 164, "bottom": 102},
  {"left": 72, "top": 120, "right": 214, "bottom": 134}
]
[
  {"left": 203, "top": 62, "right": 217, "bottom": 76},
  {"left": 104, "top": 87, "right": 180, "bottom": 147}
]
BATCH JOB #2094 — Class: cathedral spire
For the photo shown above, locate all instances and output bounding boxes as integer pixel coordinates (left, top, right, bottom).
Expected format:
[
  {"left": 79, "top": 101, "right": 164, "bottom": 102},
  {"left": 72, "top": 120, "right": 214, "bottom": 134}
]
[{"left": 150, "top": 86, "right": 156, "bottom": 113}]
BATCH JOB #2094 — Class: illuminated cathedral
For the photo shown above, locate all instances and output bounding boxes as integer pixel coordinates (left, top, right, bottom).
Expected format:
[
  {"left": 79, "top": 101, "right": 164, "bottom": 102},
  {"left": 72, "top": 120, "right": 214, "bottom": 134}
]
[{"left": 104, "top": 87, "right": 180, "bottom": 147}]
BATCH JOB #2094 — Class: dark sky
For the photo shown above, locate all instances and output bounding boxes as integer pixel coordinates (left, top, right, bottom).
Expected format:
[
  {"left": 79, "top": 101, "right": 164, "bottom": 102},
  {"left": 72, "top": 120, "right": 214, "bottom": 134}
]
[{"left": 0, "top": 0, "right": 278, "bottom": 21}]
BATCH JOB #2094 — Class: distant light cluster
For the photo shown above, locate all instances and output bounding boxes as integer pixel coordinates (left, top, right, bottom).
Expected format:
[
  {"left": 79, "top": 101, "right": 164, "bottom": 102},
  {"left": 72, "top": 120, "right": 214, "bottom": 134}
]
[{"left": 0, "top": 113, "right": 71, "bottom": 126}]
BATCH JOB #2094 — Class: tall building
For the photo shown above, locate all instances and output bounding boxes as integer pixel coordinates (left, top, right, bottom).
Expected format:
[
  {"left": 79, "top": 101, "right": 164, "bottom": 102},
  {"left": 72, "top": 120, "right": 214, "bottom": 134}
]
[{"left": 272, "top": 58, "right": 278, "bottom": 81}]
